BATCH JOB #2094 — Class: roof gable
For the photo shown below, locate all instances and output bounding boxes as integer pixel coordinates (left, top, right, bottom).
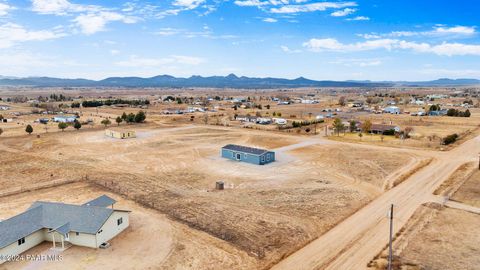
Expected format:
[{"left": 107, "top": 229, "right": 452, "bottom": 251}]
[{"left": 83, "top": 195, "right": 116, "bottom": 208}]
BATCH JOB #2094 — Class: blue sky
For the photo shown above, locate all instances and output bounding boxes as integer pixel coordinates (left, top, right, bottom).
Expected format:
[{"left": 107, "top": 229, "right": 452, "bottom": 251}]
[{"left": 0, "top": 0, "right": 479, "bottom": 80}]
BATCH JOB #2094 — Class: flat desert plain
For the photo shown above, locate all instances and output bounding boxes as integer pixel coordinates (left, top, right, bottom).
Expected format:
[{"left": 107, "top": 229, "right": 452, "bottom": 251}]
[{"left": 0, "top": 122, "right": 423, "bottom": 269}]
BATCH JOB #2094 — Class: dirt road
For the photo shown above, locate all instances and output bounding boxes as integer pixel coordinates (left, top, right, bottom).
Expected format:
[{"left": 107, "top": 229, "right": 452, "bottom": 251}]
[{"left": 271, "top": 135, "right": 480, "bottom": 270}]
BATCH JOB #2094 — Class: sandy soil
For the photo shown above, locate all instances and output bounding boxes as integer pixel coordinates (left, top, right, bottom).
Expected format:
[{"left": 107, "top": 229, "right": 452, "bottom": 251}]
[
  {"left": 452, "top": 170, "right": 480, "bottom": 208},
  {"left": 0, "top": 182, "right": 256, "bottom": 270},
  {"left": 392, "top": 205, "right": 480, "bottom": 270},
  {"left": 272, "top": 134, "right": 480, "bottom": 270},
  {"left": 0, "top": 123, "right": 417, "bottom": 269}
]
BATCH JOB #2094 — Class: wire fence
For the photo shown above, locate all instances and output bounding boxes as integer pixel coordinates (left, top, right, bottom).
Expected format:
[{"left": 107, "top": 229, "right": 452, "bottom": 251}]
[{"left": 0, "top": 178, "right": 83, "bottom": 198}]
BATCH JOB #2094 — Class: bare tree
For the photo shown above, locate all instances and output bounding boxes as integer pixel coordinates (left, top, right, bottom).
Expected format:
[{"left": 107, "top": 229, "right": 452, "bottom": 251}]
[
  {"left": 361, "top": 119, "right": 372, "bottom": 135},
  {"left": 404, "top": 126, "right": 413, "bottom": 139}
]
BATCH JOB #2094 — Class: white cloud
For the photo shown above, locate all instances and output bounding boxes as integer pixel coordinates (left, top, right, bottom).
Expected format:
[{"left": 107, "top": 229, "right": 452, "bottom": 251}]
[
  {"left": 270, "top": 1, "right": 357, "bottom": 14},
  {"left": 31, "top": 0, "right": 97, "bottom": 15},
  {"left": 359, "top": 25, "right": 476, "bottom": 39},
  {"left": 116, "top": 55, "right": 205, "bottom": 67},
  {"left": 157, "top": 0, "right": 207, "bottom": 17},
  {"left": 434, "top": 25, "right": 475, "bottom": 35},
  {"left": 356, "top": 33, "right": 380, "bottom": 39},
  {"left": 263, "top": 17, "right": 277, "bottom": 23},
  {"left": 331, "top": 8, "right": 356, "bottom": 17},
  {"left": 154, "top": 27, "right": 183, "bottom": 36},
  {"left": 0, "top": 2, "right": 14, "bottom": 16},
  {"left": 153, "top": 27, "right": 236, "bottom": 40},
  {"left": 280, "top": 45, "right": 301, "bottom": 53},
  {"left": 73, "top": 11, "right": 137, "bottom": 35},
  {"left": 420, "top": 68, "right": 480, "bottom": 78},
  {"left": 234, "top": 0, "right": 269, "bottom": 7},
  {"left": 303, "top": 37, "right": 480, "bottom": 56},
  {"left": 0, "top": 23, "right": 66, "bottom": 49},
  {"left": 32, "top": 0, "right": 138, "bottom": 35},
  {"left": 347, "top": 16, "right": 369, "bottom": 21},
  {"left": 110, "top": 49, "right": 120, "bottom": 55},
  {"left": 303, "top": 38, "right": 397, "bottom": 52},
  {"left": 171, "top": 55, "right": 205, "bottom": 65},
  {"left": 329, "top": 58, "right": 382, "bottom": 67},
  {"left": 427, "top": 42, "right": 480, "bottom": 56},
  {"left": 172, "top": 0, "right": 205, "bottom": 10}
]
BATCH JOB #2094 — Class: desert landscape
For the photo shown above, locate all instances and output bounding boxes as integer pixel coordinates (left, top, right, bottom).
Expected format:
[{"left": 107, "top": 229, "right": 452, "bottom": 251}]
[{"left": 1, "top": 86, "right": 479, "bottom": 270}]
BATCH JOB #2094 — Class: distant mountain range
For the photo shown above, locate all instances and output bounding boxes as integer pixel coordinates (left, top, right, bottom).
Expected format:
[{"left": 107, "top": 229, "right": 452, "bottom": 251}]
[{"left": 0, "top": 74, "right": 478, "bottom": 88}]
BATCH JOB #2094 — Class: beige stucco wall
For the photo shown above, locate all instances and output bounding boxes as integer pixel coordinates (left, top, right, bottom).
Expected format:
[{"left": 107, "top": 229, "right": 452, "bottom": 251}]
[
  {"left": 68, "top": 231, "right": 97, "bottom": 248},
  {"left": 0, "top": 230, "right": 44, "bottom": 264},
  {"left": 95, "top": 211, "right": 130, "bottom": 247},
  {"left": 105, "top": 129, "right": 136, "bottom": 139},
  {"left": 44, "top": 229, "right": 96, "bottom": 248}
]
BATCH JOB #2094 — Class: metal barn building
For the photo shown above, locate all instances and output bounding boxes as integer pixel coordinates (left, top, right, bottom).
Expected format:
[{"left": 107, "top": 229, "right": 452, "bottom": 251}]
[{"left": 221, "top": 144, "right": 275, "bottom": 165}]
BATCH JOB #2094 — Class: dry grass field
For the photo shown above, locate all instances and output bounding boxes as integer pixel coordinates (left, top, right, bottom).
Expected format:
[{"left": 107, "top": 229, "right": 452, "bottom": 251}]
[
  {"left": 372, "top": 205, "right": 480, "bottom": 270},
  {"left": 0, "top": 120, "right": 418, "bottom": 268},
  {"left": 1, "top": 88, "right": 479, "bottom": 270},
  {"left": 369, "top": 164, "right": 480, "bottom": 270},
  {"left": 0, "top": 182, "right": 257, "bottom": 270},
  {"left": 452, "top": 170, "right": 480, "bottom": 208}
]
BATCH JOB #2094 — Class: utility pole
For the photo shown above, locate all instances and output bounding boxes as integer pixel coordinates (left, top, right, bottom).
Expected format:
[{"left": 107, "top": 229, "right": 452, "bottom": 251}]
[{"left": 388, "top": 204, "right": 394, "bottom": 270}]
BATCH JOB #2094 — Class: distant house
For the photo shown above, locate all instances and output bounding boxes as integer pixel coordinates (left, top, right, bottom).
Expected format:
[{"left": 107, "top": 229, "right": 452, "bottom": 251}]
[
  {"left": 256, "top": 118, "right": 272, "bottom": 125},
  {"left": 231, "top": 97, "right": 247, "bottom": 103},
  {"left": 221, "top": 144, "right": 275, "bottom": 165},
  {"left": 105, "top": 129, "right": 136, "bottom": 139},
  {"left": 235, "top": 115, "right": 257, "bottom": 123},
  {"left": 37, "top": 118, "right": 49, "bottom": 124},
  {"left": 301, "top": 99, "right": 319, "bottom": 104},
  {"left": 0, "top": 195, "right": 130, "bottom": 265},
  {"left": 0, "top": 105, "right": 10, "bottom": 110},
  {"left": 348, "top": 101, "right": 364, "bottom": 108},
  {"left": 428, "top": 109, "right": 448, "bottom": 116},
  {"left": 1, "top": 118, "right": 13, "bottom": 123},
  {"left": 53, "top": 115, "right": 77, "bottom": 123},
  {"left": 273, "top": 118, "right": 287, "bottom": 125},
  {"left": 369, "top": 124, "right": 401, "bottom": 135},
  {"left": 383, "top": 106, "right": 401, "bottom": 114}
]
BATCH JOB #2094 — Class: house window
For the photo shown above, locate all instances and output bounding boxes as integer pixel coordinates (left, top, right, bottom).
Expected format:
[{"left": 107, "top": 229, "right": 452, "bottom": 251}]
[
  {"left": 18, "top": 237, "right": 25, "bottom": 245},
  {"left": 266, "top": 154, "right": 270, "bottom": 161},
  {"left": 76, "top": 232, "right": 79, "bottom": 236},
  {"left": 117, "top": 217, "right": 123, "bottom": 226},
  {"left": 232, "top": 152, "right": 235, "bottom": 158}
]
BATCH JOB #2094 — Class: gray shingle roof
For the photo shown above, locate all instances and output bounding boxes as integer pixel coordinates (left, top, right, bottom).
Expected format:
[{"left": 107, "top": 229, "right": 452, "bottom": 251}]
[
  {"left": 54, "top": 222, "right": 70, "bottom": 236},
  {"left": 83, "top": 195, "right": 116, "bottom": 208},
  {"left": 0, "top": 196, "right": 116, "bottom": 249},
  {"left": 0, "top": 206, "right": 44, "bottom": 249},
  {"left": 222, "top": 144, "right": 271, "bottom": 155}
]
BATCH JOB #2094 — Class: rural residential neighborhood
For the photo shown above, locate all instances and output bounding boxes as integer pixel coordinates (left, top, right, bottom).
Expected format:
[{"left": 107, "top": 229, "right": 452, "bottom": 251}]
[{"left": 1, "top": 0, "right": 480, "bottom": 270}]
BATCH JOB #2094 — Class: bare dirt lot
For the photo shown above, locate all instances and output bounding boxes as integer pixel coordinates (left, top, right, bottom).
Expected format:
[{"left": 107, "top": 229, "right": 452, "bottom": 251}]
[
  {"left": 0, "top": 123, "right": 418, "bottom": 269},
  {"left": 370, "top": 204, "right": 480, "bottom": 270},
  {"left": 452, "top": 169, "right": 480, "bottom": 208},
  {"left": 0, "top": 182, "right": 256, "bottom": 270}
]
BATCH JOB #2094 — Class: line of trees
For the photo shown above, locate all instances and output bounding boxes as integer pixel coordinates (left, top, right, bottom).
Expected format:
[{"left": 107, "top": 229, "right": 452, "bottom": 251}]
[
  {"left": 115, "top": 111, "right": 147, "bottom": 126},
  {"left": 81, "top": 99, "right": 150, "bottom": 108},
  {"left": 446, "top": 108, "right": 471, "bottom": 117},
  {"left": 291, "top": 119, "right": 323, "bottom": 128}
]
